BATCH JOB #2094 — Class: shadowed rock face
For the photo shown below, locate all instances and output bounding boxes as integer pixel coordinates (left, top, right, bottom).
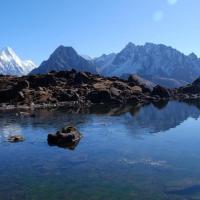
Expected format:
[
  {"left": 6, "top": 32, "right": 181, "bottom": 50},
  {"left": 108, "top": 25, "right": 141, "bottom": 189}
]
[{"left": 30, "top": 46, "right": 97, "bottom": 75}]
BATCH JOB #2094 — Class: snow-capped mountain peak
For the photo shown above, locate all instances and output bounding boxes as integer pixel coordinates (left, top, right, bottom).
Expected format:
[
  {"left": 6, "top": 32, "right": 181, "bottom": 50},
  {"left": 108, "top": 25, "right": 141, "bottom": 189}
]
[
  {"left": 0, "top": 47, "right": 37, "bottom": 76},
  {"left": 0, "top": 47, "right": 23, "bottom": 66}
]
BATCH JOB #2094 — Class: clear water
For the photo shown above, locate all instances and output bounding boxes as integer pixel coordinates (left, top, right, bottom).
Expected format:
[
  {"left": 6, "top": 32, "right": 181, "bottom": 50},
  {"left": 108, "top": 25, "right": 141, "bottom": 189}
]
[{"left": 1, "top": 101, "right": 200, "bottom": 200}]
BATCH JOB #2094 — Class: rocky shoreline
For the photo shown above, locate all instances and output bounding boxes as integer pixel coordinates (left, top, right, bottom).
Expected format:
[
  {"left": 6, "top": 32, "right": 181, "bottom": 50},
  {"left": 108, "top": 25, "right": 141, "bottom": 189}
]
[{"left": 0, "top": 69, "right": 200, "bottom": 110}]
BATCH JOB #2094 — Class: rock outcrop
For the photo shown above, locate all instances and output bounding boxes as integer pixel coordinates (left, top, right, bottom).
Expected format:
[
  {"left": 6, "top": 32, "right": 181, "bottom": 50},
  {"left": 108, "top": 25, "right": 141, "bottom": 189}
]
[
  {"left": 0, "top": 70, "right": 155, "bottom": 109},
  {"left": 0, "top": 69, "right": 200, "bottom": 109}
]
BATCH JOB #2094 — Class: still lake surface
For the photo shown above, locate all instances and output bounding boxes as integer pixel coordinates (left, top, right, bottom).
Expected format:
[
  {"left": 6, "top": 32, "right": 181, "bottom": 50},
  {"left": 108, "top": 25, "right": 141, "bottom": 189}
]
[{"left": 1, "top": 101, "right": 200, "bottom": 200}]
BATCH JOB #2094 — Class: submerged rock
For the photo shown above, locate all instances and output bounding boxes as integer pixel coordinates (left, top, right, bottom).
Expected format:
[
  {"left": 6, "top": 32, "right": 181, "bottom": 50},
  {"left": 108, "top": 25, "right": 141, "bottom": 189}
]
[
  {"left": 7, "top": 135, "right": 25, "bottom": 143},
  {"left": 47, "top": 125, "right": 82, "bottom": 150}
]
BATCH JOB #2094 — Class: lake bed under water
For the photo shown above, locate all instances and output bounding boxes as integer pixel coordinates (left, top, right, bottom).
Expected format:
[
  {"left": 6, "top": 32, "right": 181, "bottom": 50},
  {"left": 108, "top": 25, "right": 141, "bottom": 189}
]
[{"left": 1, "top": 101, "right": 200, "bottom": 200}]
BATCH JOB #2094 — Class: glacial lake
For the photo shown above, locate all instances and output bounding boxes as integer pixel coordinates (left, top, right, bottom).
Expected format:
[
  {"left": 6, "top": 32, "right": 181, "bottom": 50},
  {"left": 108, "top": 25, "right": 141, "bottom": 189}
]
[{"left": 1, "top": 101, "right": 200, "bottom": 200}]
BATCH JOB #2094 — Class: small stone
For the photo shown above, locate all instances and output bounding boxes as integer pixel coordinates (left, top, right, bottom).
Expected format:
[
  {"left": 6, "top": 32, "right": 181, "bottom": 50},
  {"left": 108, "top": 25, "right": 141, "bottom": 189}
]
[{"left": 7, "top": 135, "right": 25, "bottom": 143}]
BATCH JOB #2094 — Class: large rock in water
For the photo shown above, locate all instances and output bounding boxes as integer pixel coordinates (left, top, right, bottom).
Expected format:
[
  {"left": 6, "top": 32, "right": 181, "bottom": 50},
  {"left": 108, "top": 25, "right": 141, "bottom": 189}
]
[
  {"left": 7, "top": 135, "right": 25, "bottom": 143},
  {"left": 152, "top": 85, "right": 170, "bottom": 98},
  {"left": 47, "top": 126, "right": 82, "bottom": 150}
]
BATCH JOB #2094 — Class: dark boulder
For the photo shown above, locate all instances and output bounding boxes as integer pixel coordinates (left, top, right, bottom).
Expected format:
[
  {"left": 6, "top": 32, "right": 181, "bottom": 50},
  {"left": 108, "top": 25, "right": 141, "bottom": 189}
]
[
  {"left": 87, "top": 90, "right": 111, "bottom": 103},
  {"left": 0, "top": 89, "right": 16, "bottom": 103},
  {"left": 15, "top": 80, "right": 30, "bottom": 90},
  {"left": 74, "top": 72, "right": 90, "bottom": 84},
  {"left": 152, "top": 85, "right": 170, "bottom": 98},
  {"left": 178, "top": 85, "right": 200, "bottom": 94},
  {"left": 28, "top": 75, "right": 57, "bottom": 88},
  {"left": 55, "top": 71, "right": 67, "bottom": 78},
  {"left": 71, "top": 69, "right": 77, "bottom": 74},
  {"left": 140, "top": 85, "right": 152, "bottom": 94},
  {"left": 56, "top": 70, "right": 76, "bottom": 81},
  {"left": 56, "top": 90, "right": 79, "bottom": 101},
  {"left": 48, "top": 126, "right": 82, "bottom": 150}
]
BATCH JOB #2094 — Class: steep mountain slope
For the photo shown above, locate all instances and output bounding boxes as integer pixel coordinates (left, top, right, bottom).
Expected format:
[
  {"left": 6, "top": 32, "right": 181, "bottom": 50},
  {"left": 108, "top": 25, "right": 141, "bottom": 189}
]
[
  {"left": 31, "top": 46, "right": 97, "bottom": 75},
  {"left": 93, "top": 53, "right": 116, "bottom": 73},
  {"left": 0, "top": 47, "right": 36, "bottom": 76},
  {"left": 96, "top": 43, "right": 200, "bottom": 87},
  {"left": 80, "top": 55, "right": 92, "bottom": 60}
]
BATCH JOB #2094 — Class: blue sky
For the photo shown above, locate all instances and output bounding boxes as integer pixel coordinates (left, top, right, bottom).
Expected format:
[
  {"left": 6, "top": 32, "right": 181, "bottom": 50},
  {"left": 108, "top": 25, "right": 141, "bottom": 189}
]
[{"left": 0, "top": 0, "right": 200, "bottom": 65}]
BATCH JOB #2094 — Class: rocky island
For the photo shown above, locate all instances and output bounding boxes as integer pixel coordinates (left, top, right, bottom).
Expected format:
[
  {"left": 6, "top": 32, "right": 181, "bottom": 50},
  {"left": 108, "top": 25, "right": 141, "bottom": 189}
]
[{"left": 0, "top": 69, "right": 200, "bottom": 110}]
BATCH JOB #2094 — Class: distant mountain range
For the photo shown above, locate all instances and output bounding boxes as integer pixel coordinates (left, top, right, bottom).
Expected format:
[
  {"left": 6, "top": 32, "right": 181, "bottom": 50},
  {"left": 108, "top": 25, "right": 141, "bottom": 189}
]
[
  {"left": 93, "top": 43, "right": 200, "bottom": 87},
  {"left": 30, "top": 43, "right": 200, "bottom": 87},
  {"left": 0, "top": 47, "right": 36, "bottom": 76},
  {"left": 2, "top": 43, "right": 200, "bottom": 88}
]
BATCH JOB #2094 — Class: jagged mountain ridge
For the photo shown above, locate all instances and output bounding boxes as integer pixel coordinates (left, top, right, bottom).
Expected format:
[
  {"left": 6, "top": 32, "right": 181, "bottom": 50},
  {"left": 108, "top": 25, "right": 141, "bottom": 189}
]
[
  {"left": 30, "top": 42, "right": 200, "bottom": 88},
  {"left": 93, "top": 43, "right": 200, "bottom": 87},
  {"left": 0, "top": 47, "right": 36, "bottom": 76}
]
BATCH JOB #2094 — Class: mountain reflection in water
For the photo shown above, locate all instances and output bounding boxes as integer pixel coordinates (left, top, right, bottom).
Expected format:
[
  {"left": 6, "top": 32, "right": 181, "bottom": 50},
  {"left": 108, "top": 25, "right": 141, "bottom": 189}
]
[
  {"left": 0, "top": 101, "right": 200, "bottom": 139},
  {"left": 1, "top": 100, "right": 200, "bottom": 200}
]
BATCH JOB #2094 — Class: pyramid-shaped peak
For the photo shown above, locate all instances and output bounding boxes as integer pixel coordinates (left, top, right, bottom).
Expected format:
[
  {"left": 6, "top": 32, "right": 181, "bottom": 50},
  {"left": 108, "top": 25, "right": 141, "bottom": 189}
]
[{"left": 1, "top": 46, "right": 17, "bottom": 56}]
